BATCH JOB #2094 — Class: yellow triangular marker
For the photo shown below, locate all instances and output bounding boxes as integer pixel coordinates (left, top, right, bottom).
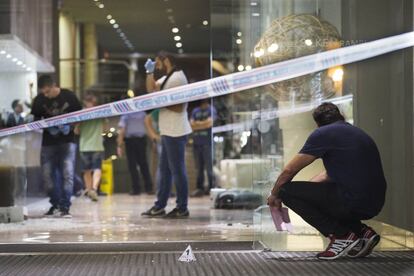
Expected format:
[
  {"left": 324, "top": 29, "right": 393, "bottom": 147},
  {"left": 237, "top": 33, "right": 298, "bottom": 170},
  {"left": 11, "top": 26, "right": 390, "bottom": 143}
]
[{"left": 178, "top": 245, "right": 196, "bottom": 263}]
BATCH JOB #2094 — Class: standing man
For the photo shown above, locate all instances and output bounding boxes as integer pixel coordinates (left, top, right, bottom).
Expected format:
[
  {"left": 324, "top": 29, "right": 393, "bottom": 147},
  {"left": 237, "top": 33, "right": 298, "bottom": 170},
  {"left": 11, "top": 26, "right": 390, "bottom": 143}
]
[
  {"left": 267, "top": 103, "right": 386, "bottom": 260},
  {"left": 117, "top": 111, "right": 153, "bottom": 195},
  {"left": 75, "top": 94, "right": 106, "bottom": 202},
  {"left": 31, "top": 75, "right": 82, "bottom": 218},
  {"left": 190, "top": 99, "right": 216, "bottom": 197},
  {"left": 142, "top": 51, "right": 192, "bottom": 218},
  {"left": 6, "top": 100, "right": 25, "bottom": 127}
]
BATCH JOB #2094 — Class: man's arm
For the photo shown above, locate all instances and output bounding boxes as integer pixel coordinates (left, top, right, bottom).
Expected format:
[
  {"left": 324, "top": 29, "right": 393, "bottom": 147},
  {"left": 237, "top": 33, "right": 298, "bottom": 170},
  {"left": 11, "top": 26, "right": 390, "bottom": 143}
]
[
  {"left": 267, "top": 154, "right": 317, "bottom": 208},
  {"left": 146, "top": 74, "right": 160, "bottom": 93},
  {"left": 144, "top": 114, "right": 160, "bottom": 142},
  {"left": 191, "top": 117, "right": 213, "bottom": 131},
  {"left": 117, "top": 127, "right": 126, "bottom": 157}
]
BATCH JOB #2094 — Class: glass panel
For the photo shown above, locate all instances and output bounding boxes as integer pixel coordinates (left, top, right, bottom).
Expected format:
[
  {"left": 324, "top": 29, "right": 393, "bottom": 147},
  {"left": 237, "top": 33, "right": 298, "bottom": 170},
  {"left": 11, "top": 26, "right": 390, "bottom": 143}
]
[{"left": 212, "top": 0, "right": 414, "bottom": 251}]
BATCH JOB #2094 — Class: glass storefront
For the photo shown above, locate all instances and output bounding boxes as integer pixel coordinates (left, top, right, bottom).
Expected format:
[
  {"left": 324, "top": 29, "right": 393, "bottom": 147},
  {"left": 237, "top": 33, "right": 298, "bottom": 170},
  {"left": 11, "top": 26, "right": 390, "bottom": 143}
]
[{"left": 211, "top": 0, "right": 414, "bottom": 251}]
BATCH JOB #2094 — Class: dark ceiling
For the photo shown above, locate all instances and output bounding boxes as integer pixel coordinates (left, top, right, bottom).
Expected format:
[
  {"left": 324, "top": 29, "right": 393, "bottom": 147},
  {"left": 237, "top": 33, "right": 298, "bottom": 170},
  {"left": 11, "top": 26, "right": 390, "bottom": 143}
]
[{"left": 61, "top": 0, "right": 212, "bottom": 55}]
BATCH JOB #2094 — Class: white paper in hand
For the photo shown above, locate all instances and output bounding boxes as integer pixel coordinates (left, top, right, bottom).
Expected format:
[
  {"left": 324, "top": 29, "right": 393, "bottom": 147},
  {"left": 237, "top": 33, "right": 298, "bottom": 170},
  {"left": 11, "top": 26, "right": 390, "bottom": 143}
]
[
  {"left": 270, "top": 206, "right": 293, "bottom": 232},
  {"left": 178, "top": 245, "right": 196, "bottom": 263}
]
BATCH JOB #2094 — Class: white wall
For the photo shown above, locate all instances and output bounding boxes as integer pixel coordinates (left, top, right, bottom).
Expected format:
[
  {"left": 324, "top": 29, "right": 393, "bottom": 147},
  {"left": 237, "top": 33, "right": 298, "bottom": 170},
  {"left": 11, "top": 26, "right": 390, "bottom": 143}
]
[{"left": 0, "top": 72, "right": 37, "bottom": 115}]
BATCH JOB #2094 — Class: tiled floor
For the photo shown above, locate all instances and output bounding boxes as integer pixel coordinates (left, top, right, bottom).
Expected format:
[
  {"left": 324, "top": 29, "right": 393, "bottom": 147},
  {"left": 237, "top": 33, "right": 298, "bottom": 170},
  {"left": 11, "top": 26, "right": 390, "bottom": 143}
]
[{"left": 0, "top": 194, "right": 412, "bottom": 253}]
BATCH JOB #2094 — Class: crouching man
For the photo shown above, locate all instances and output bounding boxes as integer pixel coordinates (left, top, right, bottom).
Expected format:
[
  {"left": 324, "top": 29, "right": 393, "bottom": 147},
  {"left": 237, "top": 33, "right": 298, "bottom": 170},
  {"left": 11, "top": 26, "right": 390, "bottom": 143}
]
[{"left": 267, "top": 102, "right": 386, "bottom": 260}]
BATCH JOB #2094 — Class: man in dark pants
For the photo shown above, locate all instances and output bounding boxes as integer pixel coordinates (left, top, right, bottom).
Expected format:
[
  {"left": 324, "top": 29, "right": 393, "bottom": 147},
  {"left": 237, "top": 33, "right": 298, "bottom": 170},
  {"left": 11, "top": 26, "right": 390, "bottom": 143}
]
[
  {"left": 190, "top": 99, "right": 217, "bottom": 197},
  {"left": 267, "top": 102, "right": 386, "bottom": 260},
  {"left": 31, "top": 75, "right": 82, "bottom": 218},
  {"left": 117, "top": 111, "right": 153, "bottom": 195}
]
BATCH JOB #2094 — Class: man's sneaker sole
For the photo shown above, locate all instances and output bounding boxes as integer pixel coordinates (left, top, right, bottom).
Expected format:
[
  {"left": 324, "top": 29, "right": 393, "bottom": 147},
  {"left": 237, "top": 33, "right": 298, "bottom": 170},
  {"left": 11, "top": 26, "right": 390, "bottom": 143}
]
[
  {"left": 351, "top": 234, "right": 380, "bottom": 258},
  {"left": 317, "top": 239, "right": 361, "bottom": 260}
]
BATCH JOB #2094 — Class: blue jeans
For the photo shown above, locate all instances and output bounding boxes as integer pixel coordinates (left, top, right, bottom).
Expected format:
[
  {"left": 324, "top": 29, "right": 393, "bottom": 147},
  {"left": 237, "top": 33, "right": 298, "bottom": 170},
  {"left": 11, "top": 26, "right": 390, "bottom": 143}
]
[
  {"left": 155, "top": 135, "right": 188, "bottom": 211},
  {"left": 193, "top": 143, "right": 213, "bottom": 191},
  {"left": 41, "top": 143, "right": 77, "bottom": 210}
]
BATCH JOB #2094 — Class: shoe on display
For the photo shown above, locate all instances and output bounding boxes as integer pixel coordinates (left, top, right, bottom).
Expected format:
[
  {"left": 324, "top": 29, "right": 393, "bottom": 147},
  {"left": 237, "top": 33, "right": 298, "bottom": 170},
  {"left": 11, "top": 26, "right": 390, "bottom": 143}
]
[
  {"left": 164, "top": 208, "right": 190, "bottom": 219},
  {"left": 348, "top": 226, "right": 380, "bottom": 258},
  {"left": 316, "top": 232, "right": 360, "bottom": 260},
  {"left": 141, "top": 206, "right": 166, "bottom": 217}
]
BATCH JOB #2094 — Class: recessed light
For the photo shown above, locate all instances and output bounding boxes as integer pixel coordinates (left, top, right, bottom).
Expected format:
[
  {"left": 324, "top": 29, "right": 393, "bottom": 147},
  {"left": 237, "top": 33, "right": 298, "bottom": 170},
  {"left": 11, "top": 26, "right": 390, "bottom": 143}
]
[
  {"left": 203, "top": 20, "right": 209, "bottom": 26},
  {"left": 6, "top": 54, "right": 11, "bottom": 58},
  {"left": 254, "top": 48, "right": 265, "bottom": 57},
  {"left": 174, "top": 36, "right": 181, "bottom": 41},
  {"left": 109, "top": 19, "right": 116, "bottom": 24},
  {"left": 113, "top": 24, "right": 119, "bottom": 28},
  {"left": 250, "top": 2, "right": 258, "bottom": 6},
  {"left": 93, "top": 0, "right": 98, "bottom": 2},
  {"left": 238, "top": 65, "right": 245, "bottom": 71},
  {"left": 107, "top": 15, "right": 112, "bottom": 20},
  {"left": 172, "top": 27, "right": 179, "bottom": 33},
  {"left": 236, "top": 39, "right": 242, "bottom": 45},
  {"left": 166, "top": 8, "right": 173, "bottom": 13},
  {"left": 252, "top": 13, "right": 260, "bottom": 16},
  {"left": 237, "top": 32, "right": 242, "bottom": 37},
  {"left": 176, "top": 42, "right": 182, "bottom": 48},
  {"left": 12, "top": 58, "right": 17, "bottom": 62},
  {"left": 0, "top": 50, "right": 5, "bottom": 55},
  {"left": 98, "top": 3, "right": 104, "bottom": 8},
  {"left": 116, "top": 29, "right": 122, "bottom": 33},
  {"left": 245, "top": 65, "right": 252, "bottom": 70},
  {"left": 27, "top": 68, "right": 31, "bottom": 71},
  {"left": 17, "top": 61, "right": 22, "bottom": 65},
  {"left": 305, "top": 39, "right": 313, "bottom": 46},
  {"left": 22, "top": 64, "right": 26, "bottom": 68}
]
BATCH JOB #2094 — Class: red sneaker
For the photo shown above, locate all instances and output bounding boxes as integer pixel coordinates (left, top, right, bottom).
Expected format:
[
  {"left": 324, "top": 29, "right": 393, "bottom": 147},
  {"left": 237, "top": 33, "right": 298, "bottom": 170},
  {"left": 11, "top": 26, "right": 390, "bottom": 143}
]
[
  {"left": 348, "top": 226, "right": 380, "bottom": 258},
  {"left": 317, "top": 232, "right": 360, "bottom": 260}
]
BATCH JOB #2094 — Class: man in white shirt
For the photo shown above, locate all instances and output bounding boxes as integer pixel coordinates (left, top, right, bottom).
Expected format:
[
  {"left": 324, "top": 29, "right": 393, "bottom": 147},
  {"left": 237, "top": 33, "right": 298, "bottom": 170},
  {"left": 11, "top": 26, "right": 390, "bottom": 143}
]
[{"left": 142, "top": 51, "right": 192, "bottom": 218}]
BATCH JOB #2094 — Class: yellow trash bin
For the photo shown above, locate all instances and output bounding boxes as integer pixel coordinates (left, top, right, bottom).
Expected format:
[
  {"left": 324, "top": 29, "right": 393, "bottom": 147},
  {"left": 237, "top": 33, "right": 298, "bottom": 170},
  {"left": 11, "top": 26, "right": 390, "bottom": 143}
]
[{"left": 100, "top": 159, "right": 114, "bottom": 195}]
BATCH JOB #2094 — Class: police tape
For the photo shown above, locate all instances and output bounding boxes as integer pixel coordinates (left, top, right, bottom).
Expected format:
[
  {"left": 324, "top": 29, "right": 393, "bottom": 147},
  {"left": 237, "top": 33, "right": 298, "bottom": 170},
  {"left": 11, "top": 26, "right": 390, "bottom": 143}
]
[
  {"left": 1, "top": 32, "right": 413, "bottom": 138},
  {"left": 212, "top": 95, "right": 353, "bottom": 134}
]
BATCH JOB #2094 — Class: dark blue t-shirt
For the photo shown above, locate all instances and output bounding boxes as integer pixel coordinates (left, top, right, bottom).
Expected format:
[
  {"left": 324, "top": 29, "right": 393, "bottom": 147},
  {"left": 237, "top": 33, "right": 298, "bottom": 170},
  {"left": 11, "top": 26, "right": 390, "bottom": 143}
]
[
  {"left": 299, "top": 121, "right": 386, "bottom": 216},
  {"left": 191, "top": 106, "right": 216, "bottom": 145}
]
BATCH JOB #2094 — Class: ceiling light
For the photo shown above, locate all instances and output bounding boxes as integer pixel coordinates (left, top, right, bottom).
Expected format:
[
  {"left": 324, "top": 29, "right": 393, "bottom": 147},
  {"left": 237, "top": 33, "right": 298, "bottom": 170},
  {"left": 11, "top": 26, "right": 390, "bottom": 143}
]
[
  {"left": 166, "top": 8, "right": 173, "bottom": 13},
  {"left": 178, "top": 49, "right": 184, "bottom": 54},
  {"left": 27, "top": 68, "right": 31, "bottom": 71},
  {"left": 120, "top": 33, "right": 126, "bottom": 37},
  {"left": 17, "top": 61, "right": 22, "bottom": 65},
  {"left": 6, "top": 54, "right": 11, "bottom": 58},
  {"left": 252, "top": 13, "right": 260, "bottom": 16},
  {"left": 176, "top": 42, "right": 182, "bottom": 48},
  {"left": 116, "top": 29, "right": 122, "bottom": 33},
  {"left": 113, "top": 24, "right": 119, "bottom": 29},
  {"left": 174, "top": 36, "right": 181, "bottom": 41},
  {"left": 106, "top": 15, "right": 112, "bottom": 20},
  {"left": 236, "top": 39, "right": 242, "bottom": 45},
  {"left": 238, "top": 65, "right": 245, "bottom": 71},
  {"left": 107, "top": 133, "right": 113, "bottom": 138},
  {"left": 245, "top": 65, "right": 252, "bottom": 70},
  {"left": 251, "top": 2, "right": 258, "bottom": 6},
  {"left": 305, "top": 39, "right": 313, "bottom": 46},
  {"left": 254, "top": 48, "right": 264, "bottom": 57},
  {"left": 237, "top": 32, "right": 242, "bottom": 37},
  {"left": 98, "top": 3, "right": 104, "bottom": 8},
  {"left": 22, "top": 64, "right": 26, "bottom": 68},
  {"left": 12, "top": 58, "right": 17, "bottom": 62},
  {"left": 268, "top": 43, "right": 279, "bottom": 53},
  {"left": 93, "top": 0, "right": 98, "bottom": 2},
  {"left": 203, "top": 20, "right": 209, "bottom": 26},
  {"left": 0, "top": 50, "right": 5, "bottom": 55},
  {"left": 109, "top": 19, "right": 116, "bottom": 24},
  {"left": 172, "top": 27, "right": 179, "bottom": 33}
]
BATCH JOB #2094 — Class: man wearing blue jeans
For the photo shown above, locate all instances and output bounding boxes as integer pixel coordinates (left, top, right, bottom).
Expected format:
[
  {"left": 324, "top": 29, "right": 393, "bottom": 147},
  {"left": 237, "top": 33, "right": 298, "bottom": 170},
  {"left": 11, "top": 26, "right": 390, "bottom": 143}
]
[
  {"left": 31, "top": 75, "right": 81, "bottom": 218},
  {"left": 142, "top": 51, "right": 192, "bottom": 218}
]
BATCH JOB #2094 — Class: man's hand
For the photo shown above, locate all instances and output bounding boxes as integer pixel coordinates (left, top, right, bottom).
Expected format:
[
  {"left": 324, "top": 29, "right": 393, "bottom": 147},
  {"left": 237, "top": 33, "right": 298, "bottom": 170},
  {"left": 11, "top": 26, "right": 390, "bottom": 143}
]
[
  {"left": 267, "top": 194, "right": 282, "bottom": 210},
  {"left": 145, "top": 59, "right": 156, "bottom": 74}
]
